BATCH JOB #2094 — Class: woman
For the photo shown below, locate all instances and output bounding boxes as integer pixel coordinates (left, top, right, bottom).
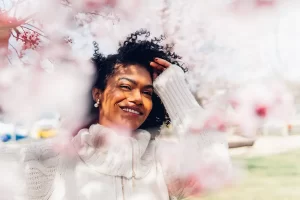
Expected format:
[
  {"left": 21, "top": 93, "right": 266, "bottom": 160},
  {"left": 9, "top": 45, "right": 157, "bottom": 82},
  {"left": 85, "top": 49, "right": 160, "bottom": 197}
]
[{"left": 22, "top": 30, "right": 231, "bottom": 200}]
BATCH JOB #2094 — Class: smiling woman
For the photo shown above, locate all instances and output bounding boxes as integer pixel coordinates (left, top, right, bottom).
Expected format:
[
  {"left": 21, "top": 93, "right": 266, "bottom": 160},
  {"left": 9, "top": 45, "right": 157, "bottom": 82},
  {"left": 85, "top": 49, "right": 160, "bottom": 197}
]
[
  {"left": 93, "top": 64, "right": 155, "bottom": 131},
  {"left": 90, "top": 30, "right": 184, "bottom": 132},
  {"left": 22, "top": 29, "right": 232, "bottom": 200}
]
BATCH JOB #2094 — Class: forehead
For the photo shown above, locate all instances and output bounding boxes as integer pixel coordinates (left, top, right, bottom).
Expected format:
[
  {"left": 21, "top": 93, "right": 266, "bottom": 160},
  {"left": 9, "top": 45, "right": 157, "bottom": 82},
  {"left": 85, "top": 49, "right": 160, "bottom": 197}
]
[{"left": 111, "top": 64, "right": 152, "bottom": 84}]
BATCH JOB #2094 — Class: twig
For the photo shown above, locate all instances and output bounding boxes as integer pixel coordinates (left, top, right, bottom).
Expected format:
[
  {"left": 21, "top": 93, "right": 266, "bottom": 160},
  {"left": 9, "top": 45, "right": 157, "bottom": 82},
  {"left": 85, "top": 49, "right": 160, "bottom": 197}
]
[
  {"left": 61, "top": 2, "right": 71, "bottom": 7},
  {"left": 21, "top": 13, "right": 37, "bottom": 23},
  {"left": 9, "top": 43, "right": 21, "bottom": 58},
  {"left": 7, "top": 55, "right": 12, "bottom": 64},
  {"left": 11, "top": 31, "right": 18, "bottom": 39},
  {"left": 20, "top": 26, "right": 25, "bottom": 32},
  {"left": 60, "top": 0, "right": 119, "bottom": 22},
  {"left": 24, "top": 23, "right": 45, "bottom": 34},
  {"left": 21, "top": 26, "right": 48, "bottom": 38}
]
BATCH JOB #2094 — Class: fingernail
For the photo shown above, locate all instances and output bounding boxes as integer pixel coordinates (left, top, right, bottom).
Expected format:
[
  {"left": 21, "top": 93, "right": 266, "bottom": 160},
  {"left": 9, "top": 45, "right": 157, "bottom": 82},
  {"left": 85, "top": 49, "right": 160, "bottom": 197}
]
[{"left": 154, "top": 58, "right": 158, "bottom": 61}]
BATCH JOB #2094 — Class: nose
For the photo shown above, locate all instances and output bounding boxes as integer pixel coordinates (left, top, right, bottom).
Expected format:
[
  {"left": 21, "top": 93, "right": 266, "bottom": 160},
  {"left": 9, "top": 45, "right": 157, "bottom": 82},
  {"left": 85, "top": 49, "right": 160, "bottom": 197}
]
[{"left": 128, "top": 89, "right": 143, "bottom": 105}]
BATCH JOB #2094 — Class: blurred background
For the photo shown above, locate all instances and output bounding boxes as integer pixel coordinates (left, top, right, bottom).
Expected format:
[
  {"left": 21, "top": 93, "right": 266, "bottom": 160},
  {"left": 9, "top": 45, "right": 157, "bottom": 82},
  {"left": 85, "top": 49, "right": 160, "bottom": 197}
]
[{"left": 1, "top": 0, "right": 300, "bottom": 199}]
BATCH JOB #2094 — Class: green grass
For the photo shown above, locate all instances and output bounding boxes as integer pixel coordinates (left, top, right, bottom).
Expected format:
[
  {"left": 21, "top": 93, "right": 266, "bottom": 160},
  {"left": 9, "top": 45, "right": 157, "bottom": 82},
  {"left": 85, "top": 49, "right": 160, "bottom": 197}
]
[{"left": 195, "top": 149, "right": 300, "bottom": 200}]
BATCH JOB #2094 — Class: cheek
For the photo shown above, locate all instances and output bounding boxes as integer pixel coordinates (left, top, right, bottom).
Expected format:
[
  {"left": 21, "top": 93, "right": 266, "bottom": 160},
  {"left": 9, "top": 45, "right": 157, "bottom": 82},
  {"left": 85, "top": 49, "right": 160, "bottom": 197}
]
[
  {"left": 112, "top": 92, "right": 126, "bottom": 104},
  {"left": 103, "top": 90, "right": 126, "bottom": 106},
  {"left": 143, "top": 98, "right": 153, "bottom": 115}
]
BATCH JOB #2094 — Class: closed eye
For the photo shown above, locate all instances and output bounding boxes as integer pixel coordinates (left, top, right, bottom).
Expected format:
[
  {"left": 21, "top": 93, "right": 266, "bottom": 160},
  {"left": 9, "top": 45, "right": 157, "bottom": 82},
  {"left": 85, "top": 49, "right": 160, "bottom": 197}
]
[
  {"left": 143, "top": 91, "right": 153, "bottom": 96},
  {"left": 120, "top": 85, "right": 131, "bottom": 90}
]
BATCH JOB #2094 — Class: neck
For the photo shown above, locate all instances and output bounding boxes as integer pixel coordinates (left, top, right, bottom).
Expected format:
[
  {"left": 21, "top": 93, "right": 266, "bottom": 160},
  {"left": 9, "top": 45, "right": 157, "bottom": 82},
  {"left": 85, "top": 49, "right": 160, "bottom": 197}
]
[{"left": 98, "top": 119, "right": 134, "bottom": 137}]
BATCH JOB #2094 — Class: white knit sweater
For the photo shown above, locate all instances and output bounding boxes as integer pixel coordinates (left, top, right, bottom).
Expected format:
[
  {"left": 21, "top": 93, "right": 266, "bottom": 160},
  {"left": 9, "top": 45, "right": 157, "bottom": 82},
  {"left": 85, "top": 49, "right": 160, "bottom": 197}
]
[{"left": 21, "top": 65, "right": 231, "bottom": 200}]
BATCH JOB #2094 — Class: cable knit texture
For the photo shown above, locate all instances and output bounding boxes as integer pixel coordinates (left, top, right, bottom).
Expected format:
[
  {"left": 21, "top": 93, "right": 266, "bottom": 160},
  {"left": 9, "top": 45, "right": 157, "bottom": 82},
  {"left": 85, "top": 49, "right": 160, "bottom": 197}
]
[
  {"left": 153, "top": 65, "right": 201, "bottom": 133},
  {"left": 22, "top": 141, "right": 60, "bottom": 200},
  {"left": 21, "top": 65, "right": 232, "bottom": 200},
  {"left": 71, "top": 124, "right": 155, "bottom": 178}
]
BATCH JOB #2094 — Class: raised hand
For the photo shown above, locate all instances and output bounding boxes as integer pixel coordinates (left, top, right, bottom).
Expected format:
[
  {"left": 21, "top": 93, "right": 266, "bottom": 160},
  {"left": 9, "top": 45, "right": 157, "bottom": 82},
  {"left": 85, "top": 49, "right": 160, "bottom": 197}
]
[{"left": 150, "top": 57, "right": 172, "bottom": 80}]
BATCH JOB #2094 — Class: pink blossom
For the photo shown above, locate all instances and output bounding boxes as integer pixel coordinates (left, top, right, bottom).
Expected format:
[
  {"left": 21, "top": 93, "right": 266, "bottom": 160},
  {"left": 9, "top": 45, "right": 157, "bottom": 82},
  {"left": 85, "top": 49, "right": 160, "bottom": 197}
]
[
  {"left": 255, "top": 104, "right": 268, "bottom": 118},
  {"left": 255, "top": 0, "right": 276, "bottom": 7}
]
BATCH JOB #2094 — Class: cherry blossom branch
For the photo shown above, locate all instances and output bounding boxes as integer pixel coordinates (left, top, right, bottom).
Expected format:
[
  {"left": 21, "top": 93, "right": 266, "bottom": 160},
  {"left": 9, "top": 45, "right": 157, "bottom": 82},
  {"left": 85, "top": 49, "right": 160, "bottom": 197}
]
[
  {"left": 88, "top": 11, "right": 119, "bottom": 21},
  {"left": 21, "top": 26, "right": 47, "bottom": 38},
  {"left": 61, "top": 0, "right": 71, "bottom": 7},
  {"left": 60, "top": 0, "right": 119, "bottom": 21},
  {"left": 9, "top": 43, "right": 21, "bottom": 58},
  {"left": 7, "top": 55, "right": 12, "bottom": 64},
  {"left": 24, "top": 23, "right": 44, "bottom": 34},
  {"left": 22, "top": 14, "right": 37, "bottom": 23},
  {"left": 10, "top": 30, "right": 17, "bottom": 38},
  {"left": 10, "top": 31, "right": 21, "bottom": 42}
]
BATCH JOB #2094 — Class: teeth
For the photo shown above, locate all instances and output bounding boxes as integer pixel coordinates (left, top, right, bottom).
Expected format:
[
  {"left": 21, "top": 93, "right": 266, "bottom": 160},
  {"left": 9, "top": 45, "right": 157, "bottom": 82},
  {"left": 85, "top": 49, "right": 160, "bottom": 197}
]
[{"left": 122, "top": 108, "right": 140, "bottom": 115}]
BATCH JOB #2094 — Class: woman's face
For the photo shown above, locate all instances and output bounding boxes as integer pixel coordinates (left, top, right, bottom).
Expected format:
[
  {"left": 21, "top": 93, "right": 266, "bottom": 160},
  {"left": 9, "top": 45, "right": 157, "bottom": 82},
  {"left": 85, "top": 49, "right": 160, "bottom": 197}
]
[{"left": 94, "top": 64, "right": 154, "bottom": 131}]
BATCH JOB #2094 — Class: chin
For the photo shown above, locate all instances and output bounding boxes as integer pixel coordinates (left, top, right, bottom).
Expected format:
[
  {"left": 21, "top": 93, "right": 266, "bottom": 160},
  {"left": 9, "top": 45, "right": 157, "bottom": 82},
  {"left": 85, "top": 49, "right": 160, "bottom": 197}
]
[
  {"left": 113, "top": 122, "right": 140, "bottom": 132},
  {"left": 118, "top": 119, "right": 140, "bottom": 130},
  {"left": 124, "top": 124, "right": 140, "bottom": 131}
]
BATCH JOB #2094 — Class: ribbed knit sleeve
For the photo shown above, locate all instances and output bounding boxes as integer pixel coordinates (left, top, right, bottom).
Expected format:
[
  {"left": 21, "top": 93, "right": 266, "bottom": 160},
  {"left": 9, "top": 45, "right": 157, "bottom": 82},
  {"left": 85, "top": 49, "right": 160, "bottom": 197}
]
[
  {"left": 22, "top": 141, "right": 61, "bottom": 200},
  {"left": 154, "top": 65, "right": 232, "bottom": 199},
  {"left": 153, "top": 65, "right": 202, "bottom": 131}
]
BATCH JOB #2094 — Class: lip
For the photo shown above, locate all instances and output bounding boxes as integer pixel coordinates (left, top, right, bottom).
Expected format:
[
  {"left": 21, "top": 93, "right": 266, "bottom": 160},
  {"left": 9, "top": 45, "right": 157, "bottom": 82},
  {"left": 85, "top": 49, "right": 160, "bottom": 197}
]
[{"left": 119, "top": 106, "right": 143, "bottom": 116}]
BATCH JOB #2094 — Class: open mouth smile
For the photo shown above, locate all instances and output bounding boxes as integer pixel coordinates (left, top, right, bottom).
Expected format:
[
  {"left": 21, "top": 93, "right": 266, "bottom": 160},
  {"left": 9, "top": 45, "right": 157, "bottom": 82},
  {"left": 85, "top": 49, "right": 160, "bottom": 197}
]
[{"left": 120, "top": 106, "right": 143, "bottom": 115}]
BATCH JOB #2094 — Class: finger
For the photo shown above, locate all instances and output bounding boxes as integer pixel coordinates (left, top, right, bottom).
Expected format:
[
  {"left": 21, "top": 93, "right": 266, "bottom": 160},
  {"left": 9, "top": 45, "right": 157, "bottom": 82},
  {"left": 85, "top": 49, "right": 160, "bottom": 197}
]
[
  {"left": 150, "top": 61, "right": 165, "bottom": 71},
  {"left": 154, "top": 58, "right": 171, "bottom": 68},
  {"left": 153, "top": 71, "right": 158, "bottom": 80}
]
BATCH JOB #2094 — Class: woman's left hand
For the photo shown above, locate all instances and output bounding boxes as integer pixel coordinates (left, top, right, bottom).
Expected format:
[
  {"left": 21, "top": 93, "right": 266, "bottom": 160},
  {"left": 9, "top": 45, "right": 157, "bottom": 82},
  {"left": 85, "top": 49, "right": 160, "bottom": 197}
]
[{"left": 150, "top": 57, "right": 171, "bottom": 80}]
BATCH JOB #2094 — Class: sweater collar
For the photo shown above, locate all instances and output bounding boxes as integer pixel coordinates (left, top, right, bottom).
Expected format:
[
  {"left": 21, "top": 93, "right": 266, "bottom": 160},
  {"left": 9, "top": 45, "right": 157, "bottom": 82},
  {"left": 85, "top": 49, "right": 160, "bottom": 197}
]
[{"left": 72, "top": 124, "right": 155, "bottom": 178}]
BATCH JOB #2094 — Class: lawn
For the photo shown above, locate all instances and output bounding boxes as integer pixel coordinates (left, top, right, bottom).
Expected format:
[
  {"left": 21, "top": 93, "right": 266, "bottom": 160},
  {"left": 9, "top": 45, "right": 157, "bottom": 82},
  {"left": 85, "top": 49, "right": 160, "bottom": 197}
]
[{"left": 195, "top": 149, "right": 300, "bottom": 200}]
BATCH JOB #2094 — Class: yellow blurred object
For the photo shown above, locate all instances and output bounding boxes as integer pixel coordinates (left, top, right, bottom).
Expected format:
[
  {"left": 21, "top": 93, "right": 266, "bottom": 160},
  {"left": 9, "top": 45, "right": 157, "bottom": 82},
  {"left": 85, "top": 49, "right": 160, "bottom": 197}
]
[{"left": 37, "top": 129, "right": 56, "bottom": 138}]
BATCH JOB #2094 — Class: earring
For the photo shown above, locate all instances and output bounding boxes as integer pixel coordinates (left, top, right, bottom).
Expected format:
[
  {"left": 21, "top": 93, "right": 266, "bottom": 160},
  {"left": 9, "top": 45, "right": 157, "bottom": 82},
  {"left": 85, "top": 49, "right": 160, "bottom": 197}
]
[{"left": 94, "top": 99, "right": 100, "bottom": 108}]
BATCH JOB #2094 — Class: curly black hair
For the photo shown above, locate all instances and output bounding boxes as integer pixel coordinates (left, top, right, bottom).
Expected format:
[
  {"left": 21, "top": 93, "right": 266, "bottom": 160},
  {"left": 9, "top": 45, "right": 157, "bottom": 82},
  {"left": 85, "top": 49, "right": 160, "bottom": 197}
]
[{"left": 89, "top": 29, "right": 186, "bottom": 134}]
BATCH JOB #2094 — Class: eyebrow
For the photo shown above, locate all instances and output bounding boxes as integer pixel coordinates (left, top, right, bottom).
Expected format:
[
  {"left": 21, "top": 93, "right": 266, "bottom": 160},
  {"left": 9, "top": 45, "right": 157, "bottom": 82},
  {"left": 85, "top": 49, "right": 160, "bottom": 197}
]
[{"left": 118, "top": 77, "right": 154, "bottom": 89}]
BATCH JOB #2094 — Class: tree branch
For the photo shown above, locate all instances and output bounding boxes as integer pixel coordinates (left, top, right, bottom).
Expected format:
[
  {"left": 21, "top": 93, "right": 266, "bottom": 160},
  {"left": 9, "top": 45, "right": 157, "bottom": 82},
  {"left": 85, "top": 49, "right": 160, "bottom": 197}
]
[
  {"left": 21, "top": 26, "right": 47, "bottom": 38},
  {"left": 9, "top": 43, "right": 21, "bottom": 58},
  {"left": 20, "top": 26, "right": 25, "bottom": 32},
  {"left": 24, "top": 23, "right": 45, "bottom": 34},
  {"left": 7, "top": 56, "right": 12, "bottom": 64},
  {"left": 60, "top": 0, "right": 120, "bottom": 22}
]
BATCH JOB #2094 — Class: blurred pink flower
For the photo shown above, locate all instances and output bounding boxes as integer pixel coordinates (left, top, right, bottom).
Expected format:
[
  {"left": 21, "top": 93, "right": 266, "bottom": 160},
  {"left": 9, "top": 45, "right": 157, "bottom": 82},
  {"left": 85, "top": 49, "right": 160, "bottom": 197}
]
[
  {"left": 84, "top": 0, "right": 116, "bottom": 10},
  {"left": 231, "top": 0, "right": 277, "bottom": 10},
  {"left": 0, "top": 13, "right": 25, "bottom": 50},
  {"left": 17, "top": 31, "right": 41, "bottom": 55},
  {"left": 255, "top": 0, "right": 276, "bottom": 7},
  {"left": 255, "top": 104, "right": 268, "bottom": 118}
]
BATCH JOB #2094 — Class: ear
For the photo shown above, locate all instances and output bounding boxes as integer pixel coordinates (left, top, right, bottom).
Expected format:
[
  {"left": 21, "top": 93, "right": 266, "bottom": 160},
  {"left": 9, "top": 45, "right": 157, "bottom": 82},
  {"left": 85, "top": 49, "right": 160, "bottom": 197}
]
[{"left": 92, "top": 88, "right": 102, "bottom": 102}]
